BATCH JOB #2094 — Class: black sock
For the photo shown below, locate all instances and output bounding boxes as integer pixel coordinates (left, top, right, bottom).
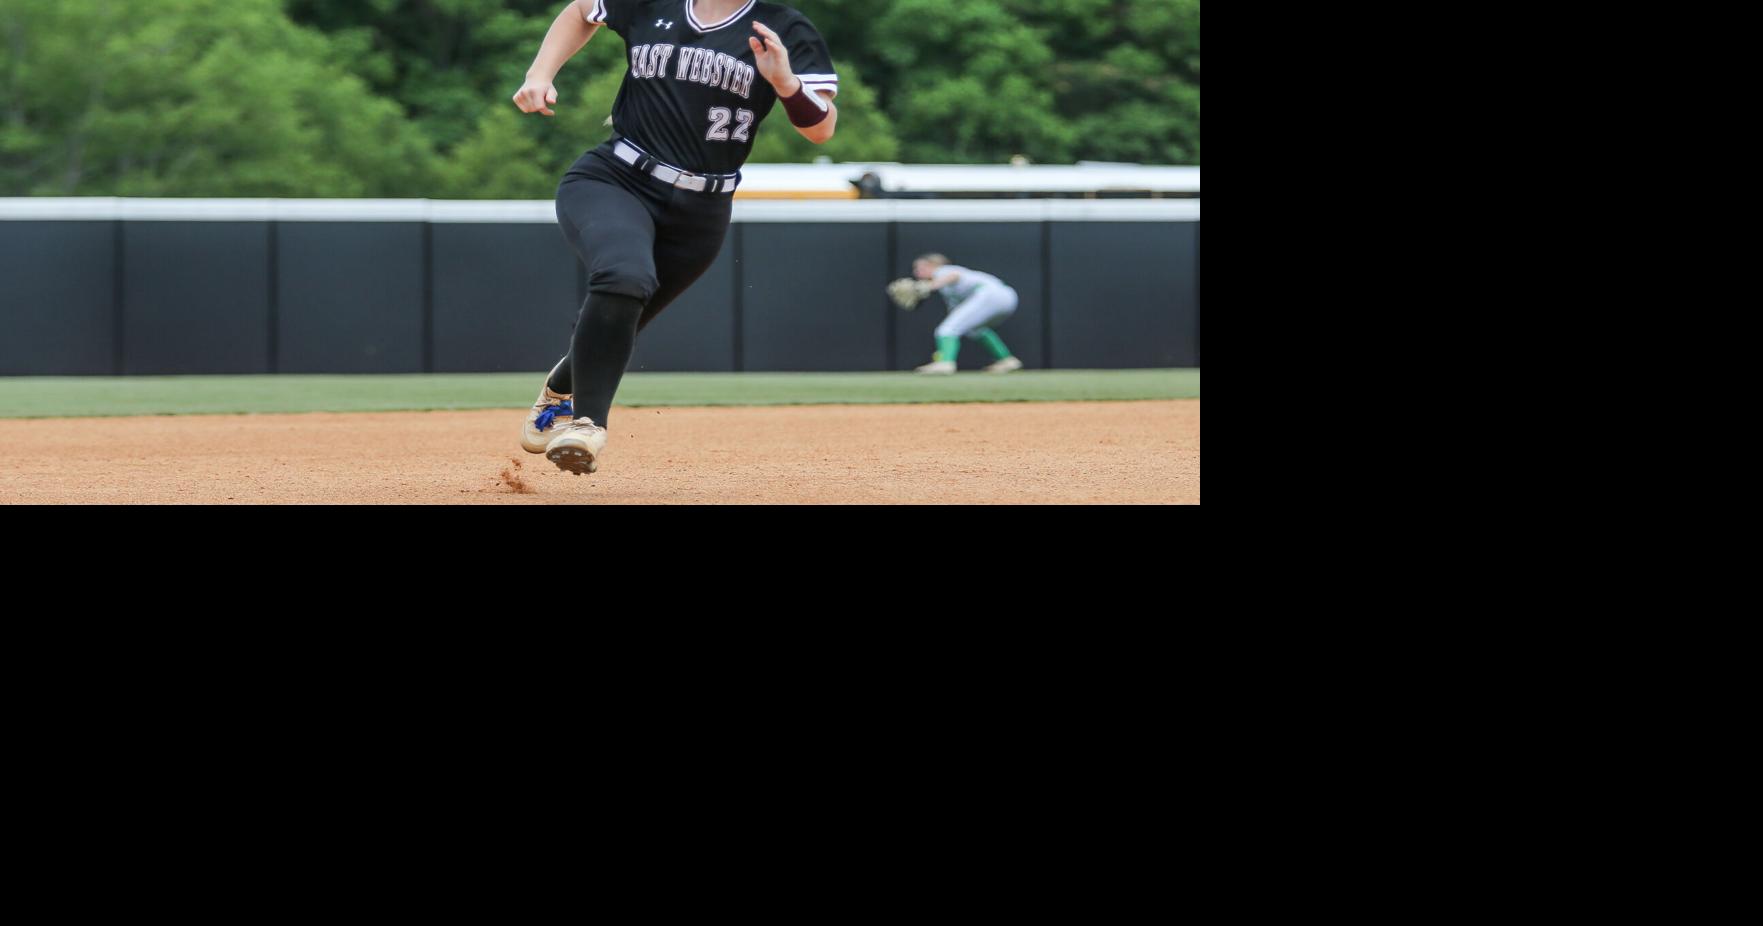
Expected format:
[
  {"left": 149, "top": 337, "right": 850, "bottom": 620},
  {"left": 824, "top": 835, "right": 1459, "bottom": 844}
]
[
  {"left": 570, "top": 291, "right": 645, "bottom": 427},
  {"left": 545, "top": 353, "right": 572, "bottom": 396}
]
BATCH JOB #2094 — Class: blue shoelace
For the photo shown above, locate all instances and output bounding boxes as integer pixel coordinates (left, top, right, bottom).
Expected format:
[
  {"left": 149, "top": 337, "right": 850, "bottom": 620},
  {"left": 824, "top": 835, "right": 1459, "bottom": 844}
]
[{"left": 535, "top": 400, "right": 573, "bottom": 432}]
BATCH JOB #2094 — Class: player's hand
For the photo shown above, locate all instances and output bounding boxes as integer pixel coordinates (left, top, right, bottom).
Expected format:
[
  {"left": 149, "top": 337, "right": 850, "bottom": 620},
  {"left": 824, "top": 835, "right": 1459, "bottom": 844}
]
[
  {"left": 749, "top": 22, "right": 795, "bottom": 92},
  {"left": 513, "top": 79, "right": 559, "bottom": 116},
  {"left": 888, "top": 278, "right": 931, "bottom": 310}
]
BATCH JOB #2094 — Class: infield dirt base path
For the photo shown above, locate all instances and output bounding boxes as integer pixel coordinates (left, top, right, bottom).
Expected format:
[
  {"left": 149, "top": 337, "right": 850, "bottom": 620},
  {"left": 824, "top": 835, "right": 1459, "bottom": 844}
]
[{"left": 0, "top": 400, "right": 1199, "bottom": 505}]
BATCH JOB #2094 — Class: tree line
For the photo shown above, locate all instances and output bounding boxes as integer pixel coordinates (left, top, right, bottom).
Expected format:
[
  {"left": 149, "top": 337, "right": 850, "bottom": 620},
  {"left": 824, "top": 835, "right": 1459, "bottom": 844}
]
[{"left": 0, "top": 0, "right": 1198, "bottom": 198}]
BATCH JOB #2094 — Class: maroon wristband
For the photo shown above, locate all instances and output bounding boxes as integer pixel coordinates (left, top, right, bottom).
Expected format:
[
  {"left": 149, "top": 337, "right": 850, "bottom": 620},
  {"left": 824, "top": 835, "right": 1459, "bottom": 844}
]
[{"left": 779, "top": 80, "right": 830, "bottom": 128}]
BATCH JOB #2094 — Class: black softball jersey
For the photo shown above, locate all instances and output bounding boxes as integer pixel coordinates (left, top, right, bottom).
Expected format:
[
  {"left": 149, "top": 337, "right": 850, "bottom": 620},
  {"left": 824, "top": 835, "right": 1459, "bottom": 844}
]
[{"left": 581, "top": 0, "right": 839, "bottom": 174}]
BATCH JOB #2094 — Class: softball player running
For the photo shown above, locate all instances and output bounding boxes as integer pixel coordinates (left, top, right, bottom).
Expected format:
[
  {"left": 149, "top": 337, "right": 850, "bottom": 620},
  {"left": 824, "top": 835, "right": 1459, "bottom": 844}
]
[
  {"left": 911, "top": 254, "right": 1023, "bottom": 375},
  {"left": 512, "top": 0, "right": 840, "bottom": 474}
]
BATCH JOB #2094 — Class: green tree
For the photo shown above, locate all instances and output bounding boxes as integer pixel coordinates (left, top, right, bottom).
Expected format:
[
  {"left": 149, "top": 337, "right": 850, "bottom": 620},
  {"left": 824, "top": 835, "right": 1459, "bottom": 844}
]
[
  {"left": 0, "top": 0, "right": 437, "bottom": 196},
  {"left": 1029, "top": 0, "right": 1201, "bottom": 163},
  {"left": 869, "top": 0, "right": 1073, "bottom": 163},
  {"left": 285, "top": 0, "right": 561, "bottom": 151}
]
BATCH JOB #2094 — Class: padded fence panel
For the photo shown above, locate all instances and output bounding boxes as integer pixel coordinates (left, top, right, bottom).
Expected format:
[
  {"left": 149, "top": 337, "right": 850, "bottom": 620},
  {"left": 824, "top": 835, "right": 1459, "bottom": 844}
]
[
  {"left": 123, "top": 222, "right": 270, "bottom": 375},
  {"left": 432, "top": 224, "right": 581, "bottom": 374},
  {"left": 1048, "top": 222, "right": 1198, "bottom": 368},
  {"left": 739, "top": 223, "right": 891, "bottom": 372},
  {"left": 277, "top": 223, "right": 425, "bottom": 374},
  {"left": 0, "top": 222, "right": 116, "bottom": 375}
]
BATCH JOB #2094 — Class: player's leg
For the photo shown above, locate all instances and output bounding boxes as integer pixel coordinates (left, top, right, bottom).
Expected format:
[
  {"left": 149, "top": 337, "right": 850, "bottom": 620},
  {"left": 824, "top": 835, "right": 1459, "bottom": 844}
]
[
  {"left": 958, "top": 287, "right": 1022, "bottom": 373},
  {"left": 973, "top": 327, "right": 1023, "bottom": 373},
  {"left": 543, "top": 353, "right": 572, "bottom": 396},
  {"left": 636, "top": 194, "right": 734, "bottom": 334},
  {"left": 928, "top": 287, "right": 1018, "bottom": 372},
  {"left": 535, "top": 174, "right": 661, "bottom": 474},
  {"left": 916, "top": 324, "right": 962, "bottom": 374},
  {"left": 969, "top": 327, "right": 1010, "bottom": 359},
  {"left": 554, "top": 175, "right": 660, "bottom": 430},
  {"left": 546, "top": 179, "right": 656, "bottom": 398}
]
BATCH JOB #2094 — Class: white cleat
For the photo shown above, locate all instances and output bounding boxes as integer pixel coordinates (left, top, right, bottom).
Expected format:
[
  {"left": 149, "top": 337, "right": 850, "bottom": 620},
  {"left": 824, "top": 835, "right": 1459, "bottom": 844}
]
[
  {"left": 521, "top": 386, "right": 574, "bottom": 454},
  {"left": 546, "top": 419, "right": 609, "bottom": 476},
  {"left": 914, "top": 360, "right": 957, "bottom": 375},
  {"left": 984, "top": 356, "right": 1023, "bottom": 374}
]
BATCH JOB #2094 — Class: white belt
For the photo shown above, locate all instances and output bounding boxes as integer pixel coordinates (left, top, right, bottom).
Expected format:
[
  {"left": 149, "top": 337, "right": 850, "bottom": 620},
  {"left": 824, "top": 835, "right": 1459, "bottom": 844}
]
[{"left": 613, "top": 140, "right": 739, "bottom": 194}]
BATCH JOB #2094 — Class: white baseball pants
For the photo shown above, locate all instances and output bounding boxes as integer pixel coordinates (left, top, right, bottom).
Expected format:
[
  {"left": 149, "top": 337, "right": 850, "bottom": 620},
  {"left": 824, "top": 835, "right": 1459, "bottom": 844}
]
[{"left": 936, "top": 286, "right": 1019, "bottom": 339}]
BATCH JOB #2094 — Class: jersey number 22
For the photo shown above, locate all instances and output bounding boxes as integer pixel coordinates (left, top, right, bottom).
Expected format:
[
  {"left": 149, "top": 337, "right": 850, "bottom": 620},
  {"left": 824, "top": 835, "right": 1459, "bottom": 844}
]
[{"left": 707, "top": 108, "right": 755, "bottom": 143}]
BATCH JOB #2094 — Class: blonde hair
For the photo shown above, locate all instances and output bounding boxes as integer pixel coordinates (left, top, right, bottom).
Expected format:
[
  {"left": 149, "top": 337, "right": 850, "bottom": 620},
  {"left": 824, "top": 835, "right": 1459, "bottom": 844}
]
[{"left": 915, "top": 253, "right": 949, "bottom": 267}]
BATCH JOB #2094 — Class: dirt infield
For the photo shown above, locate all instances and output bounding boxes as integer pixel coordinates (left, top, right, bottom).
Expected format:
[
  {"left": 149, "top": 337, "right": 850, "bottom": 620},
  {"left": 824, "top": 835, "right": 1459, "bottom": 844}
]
[{"left": 0, "top": 400, "right": 1199, "bottom": 504}]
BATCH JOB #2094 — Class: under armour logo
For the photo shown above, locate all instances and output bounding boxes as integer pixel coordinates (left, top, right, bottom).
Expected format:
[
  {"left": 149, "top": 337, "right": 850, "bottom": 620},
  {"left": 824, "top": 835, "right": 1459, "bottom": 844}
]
[{"left": 656, "top": 19, "right": 674, "bottom": 28}]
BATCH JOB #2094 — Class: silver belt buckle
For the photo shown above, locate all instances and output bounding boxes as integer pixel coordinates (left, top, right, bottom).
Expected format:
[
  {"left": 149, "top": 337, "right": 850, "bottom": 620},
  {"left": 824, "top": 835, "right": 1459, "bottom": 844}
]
[{"left": 677, "top": 174, "right": 707, "bottom": 192}]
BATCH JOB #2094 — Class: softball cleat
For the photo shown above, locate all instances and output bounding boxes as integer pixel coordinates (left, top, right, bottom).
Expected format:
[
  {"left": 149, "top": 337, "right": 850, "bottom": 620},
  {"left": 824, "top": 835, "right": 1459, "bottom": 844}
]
[
  {"left": 545, "top": 419, "right": 609, "bottom": 476},
  {"left": 984, "top": 356, "right": 1023, "bottom": 374},
  {"left": 914, "top": 360, "right": 957, "bottom": 375},
  {"left": 521, "top": 386, "right": 574, "bottom": 454}
]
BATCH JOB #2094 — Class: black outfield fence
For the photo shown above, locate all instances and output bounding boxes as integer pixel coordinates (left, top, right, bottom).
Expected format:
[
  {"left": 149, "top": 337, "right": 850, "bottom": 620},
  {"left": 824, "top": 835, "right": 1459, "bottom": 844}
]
[{"left": 0, "top": 199, "right": 1199, "bottom": 376}]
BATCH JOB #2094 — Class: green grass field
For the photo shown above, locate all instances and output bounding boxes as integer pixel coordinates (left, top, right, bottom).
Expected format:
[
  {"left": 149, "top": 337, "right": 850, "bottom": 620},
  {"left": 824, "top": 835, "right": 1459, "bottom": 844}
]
[{"left": 0, "top": 370, "right": 1199, "bottom": 419}]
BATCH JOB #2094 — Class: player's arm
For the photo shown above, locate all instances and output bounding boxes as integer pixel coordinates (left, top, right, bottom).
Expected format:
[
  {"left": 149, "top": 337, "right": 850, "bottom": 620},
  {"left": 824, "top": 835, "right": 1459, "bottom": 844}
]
[
  {"left": 922, "top": 271, "right": 962, "bottom": 293},
  {"left": 791, "top": 86, "right": 839, "bottom": 144},
  {"left": 513, "top": 1, "right": 603, "bottom": 117},
  {"left": 750, "top": 22, "right": 838, "bottom": 144}
]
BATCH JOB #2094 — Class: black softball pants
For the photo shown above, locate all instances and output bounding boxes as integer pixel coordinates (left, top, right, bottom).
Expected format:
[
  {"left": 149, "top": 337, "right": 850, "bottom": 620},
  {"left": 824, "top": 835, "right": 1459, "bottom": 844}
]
[{"left": 545, "top": 142, "right": 734, "bottom": 427}]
